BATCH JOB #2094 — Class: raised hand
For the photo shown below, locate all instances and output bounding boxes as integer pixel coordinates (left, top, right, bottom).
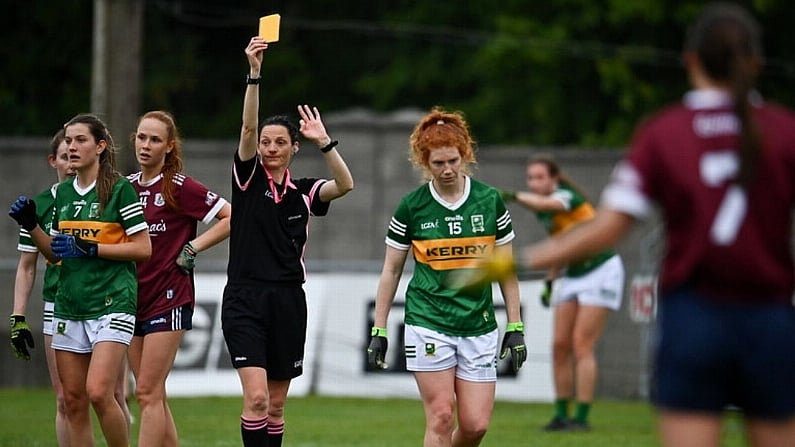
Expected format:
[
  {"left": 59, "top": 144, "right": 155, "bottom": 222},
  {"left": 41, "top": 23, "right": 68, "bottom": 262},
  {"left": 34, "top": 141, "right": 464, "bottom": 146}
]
[{"left": 297, "top": 105, "right": 331, "bottom": 147}]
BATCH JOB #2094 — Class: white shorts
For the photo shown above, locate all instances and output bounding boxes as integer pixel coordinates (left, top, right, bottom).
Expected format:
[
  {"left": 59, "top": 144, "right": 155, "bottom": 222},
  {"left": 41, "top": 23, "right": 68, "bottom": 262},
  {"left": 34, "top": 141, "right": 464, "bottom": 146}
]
[
  {"left": 51, "top": 313, "right": 135, "bottom": 353},
  {"left": 404, "top": 324, "right": 498, "bottom": 383},
  {"left": 42, "top": 301, "right": 55, "bottom": 336},
  {"left": 553, "top": 255, "right": 625, "bottom": 311}
]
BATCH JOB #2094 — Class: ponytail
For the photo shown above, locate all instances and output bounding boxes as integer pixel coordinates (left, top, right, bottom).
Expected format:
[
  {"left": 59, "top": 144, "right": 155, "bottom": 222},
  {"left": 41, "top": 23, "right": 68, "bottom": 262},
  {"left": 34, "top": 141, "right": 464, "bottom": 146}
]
[{"left": 686, "top": 3, "right": 763, "bottom": 187}]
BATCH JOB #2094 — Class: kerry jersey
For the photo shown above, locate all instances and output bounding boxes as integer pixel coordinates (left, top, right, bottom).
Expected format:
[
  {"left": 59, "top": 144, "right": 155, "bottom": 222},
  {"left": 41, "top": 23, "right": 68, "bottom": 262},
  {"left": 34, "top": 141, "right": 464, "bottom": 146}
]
[
  {"left": 17, "top": 184, "right": 60, "bottom": 303},
  {"left": 128, "top": 172, "right": 227, "bottom": 320},
  {"left": 51, "top": 176, "right": 148, "bottom": 319},
  {"left": 386, "top": 177, "right": 515, "bottom": 337},
  {"left": 535, "top": 183, "right": 615, "bottom": 277},
  {"left": 602, "top": 89, "right": 795, "bottom": 302}
]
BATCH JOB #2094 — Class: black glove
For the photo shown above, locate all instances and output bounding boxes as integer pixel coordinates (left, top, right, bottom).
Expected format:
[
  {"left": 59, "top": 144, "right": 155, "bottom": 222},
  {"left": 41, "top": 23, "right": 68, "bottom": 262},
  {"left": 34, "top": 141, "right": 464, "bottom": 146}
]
[
  {"left": 10, "top": 314, "right": 34, "bottom": 360},
  {"left": 540, "top": 279, "right": 553, "bottom": 308},
  {"left": 51, "top": 234, "right": 98, "bottom": 258},
  {"left": 8, "top": 196, "right": 38, "bottom": 231},
  {"left": 499, "top": 189, "right": 517, "bottom": 202},
  {"left": 367, "top": 327, "right": 389, "bottom": 370},
  {"left": 176, "top": 242, "right": 198, "bottom": 274},
  {"left": 500, "top": 322, "right": 527, "bottom": 373}
]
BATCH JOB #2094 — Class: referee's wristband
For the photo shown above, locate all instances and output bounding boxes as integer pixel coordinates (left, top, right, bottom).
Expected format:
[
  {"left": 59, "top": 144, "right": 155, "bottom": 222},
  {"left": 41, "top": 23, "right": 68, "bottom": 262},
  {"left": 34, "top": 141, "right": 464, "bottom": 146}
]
[
  {"left": 320, "top": 140, "right": 339, "bottom": 153},
  {"left": 506, "top": 322, "right": 524, "bottom": 333},
  {"left": 371, "top": 326, "right": 388, "bottom": 337}
]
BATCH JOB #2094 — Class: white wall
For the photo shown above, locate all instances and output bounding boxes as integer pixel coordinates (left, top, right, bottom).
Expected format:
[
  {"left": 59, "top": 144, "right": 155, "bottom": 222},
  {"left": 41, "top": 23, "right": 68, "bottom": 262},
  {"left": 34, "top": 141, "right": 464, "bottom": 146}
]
[{"left": 166, "top": 273, "right": 554, "bottom": 402}]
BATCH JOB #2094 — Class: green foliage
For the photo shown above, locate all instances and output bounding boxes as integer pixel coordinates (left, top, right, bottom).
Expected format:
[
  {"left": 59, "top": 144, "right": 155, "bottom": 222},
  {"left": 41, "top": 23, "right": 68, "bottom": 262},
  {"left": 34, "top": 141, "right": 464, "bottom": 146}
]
[
  {"left": 0, "top": 388, "right": 750, "bottom": 446},
  {"left": 2, "top": 1, "right": 794, "bottom": 147}
]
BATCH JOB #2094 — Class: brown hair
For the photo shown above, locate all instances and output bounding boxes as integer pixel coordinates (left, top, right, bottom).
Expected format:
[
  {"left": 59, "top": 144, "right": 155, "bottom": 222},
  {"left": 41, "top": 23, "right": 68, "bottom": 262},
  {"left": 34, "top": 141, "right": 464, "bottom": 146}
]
[
  {"left": 63, "top": 114, "right": 120, "bottom": 214},
  {"left": 409, "top": 107, "right": 477, "bottom": 180},
  {"left": 686, "top": 3, "right": 763, "bottom": 186},
  {"left": 134, "top": 110, "right": 184, "bottom": 211},
  {"left": 527, "top": 153, "right": 590, "bottom": 201},
  {"left": 49, "top": 128, "right": 66, "bottom": 157}
]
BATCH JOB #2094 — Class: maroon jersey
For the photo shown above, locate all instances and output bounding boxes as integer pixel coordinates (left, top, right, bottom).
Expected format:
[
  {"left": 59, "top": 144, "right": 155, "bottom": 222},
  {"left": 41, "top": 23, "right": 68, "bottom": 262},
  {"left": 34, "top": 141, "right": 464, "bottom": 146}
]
[
  {"left": 129, "top": 172, "right": 227, "bottom": 320},
  {"left": 602, "top": 90, "right": 795, "bottom": 303}
]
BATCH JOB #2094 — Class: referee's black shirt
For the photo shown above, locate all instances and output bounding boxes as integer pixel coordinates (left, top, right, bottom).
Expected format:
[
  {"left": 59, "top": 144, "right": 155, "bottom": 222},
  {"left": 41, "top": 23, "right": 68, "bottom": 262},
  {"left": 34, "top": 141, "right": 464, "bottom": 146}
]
[{"left": 227, "top": 152, "right": 329, "bottom": 285}]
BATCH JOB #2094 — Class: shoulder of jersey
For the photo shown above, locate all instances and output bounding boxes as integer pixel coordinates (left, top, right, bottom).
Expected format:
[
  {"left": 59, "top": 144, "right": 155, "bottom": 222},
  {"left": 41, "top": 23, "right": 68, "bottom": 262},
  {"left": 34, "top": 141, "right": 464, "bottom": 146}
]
[{"left": 172, "top": 172, "right": 187, "bottom": 186}]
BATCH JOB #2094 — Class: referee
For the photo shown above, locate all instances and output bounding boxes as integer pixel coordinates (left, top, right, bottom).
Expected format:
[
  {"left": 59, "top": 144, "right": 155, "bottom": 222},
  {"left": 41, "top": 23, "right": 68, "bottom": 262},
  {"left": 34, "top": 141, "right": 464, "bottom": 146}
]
[{"left": 221, "top": 36, "right": 354, "bottom": 447}]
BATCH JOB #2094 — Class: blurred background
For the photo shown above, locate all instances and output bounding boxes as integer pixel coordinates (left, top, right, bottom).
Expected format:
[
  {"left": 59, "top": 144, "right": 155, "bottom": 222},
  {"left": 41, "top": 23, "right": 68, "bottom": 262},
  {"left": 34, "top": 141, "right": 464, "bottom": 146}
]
[{"left": 1, "top": 0, "right": 793, "bottom": 400}]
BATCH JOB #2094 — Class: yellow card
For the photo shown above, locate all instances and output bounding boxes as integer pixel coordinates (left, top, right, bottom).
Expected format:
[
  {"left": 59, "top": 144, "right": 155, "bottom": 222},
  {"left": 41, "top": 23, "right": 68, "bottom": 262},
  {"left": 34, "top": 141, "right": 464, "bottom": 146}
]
[{"left": 259, "top": 14, "right": 281, "bottom": 42}]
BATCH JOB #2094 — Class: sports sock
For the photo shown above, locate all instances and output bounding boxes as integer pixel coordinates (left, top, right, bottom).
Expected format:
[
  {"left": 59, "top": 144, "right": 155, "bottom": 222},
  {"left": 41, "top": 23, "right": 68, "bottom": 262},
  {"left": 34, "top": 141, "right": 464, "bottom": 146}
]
[
  {"left": 574, "top": 402, "right": 591, "bottom": 423},
  {"left": 241, "top": 415, "right": 268, "bottom": 446},
  {"left": 268, "top": 420, "right": 285, "bottom": 447},
  {"left": 554, "top": 398, "right": 570, "bottom": 420}
]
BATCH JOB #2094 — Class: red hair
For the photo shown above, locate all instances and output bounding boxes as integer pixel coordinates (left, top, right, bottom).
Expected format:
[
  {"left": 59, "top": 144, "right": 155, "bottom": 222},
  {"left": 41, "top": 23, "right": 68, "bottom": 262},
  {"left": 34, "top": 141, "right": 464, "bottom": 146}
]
[{"left": 409, "top": 107, "right": 477, "bottom": 180}]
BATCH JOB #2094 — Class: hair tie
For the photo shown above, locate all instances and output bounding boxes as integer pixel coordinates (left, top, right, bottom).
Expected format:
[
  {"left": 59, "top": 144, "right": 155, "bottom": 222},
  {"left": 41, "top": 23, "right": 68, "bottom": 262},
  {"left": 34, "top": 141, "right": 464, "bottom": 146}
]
[{"left": 436, "top": 120, "right": 445, "bottom": 125}]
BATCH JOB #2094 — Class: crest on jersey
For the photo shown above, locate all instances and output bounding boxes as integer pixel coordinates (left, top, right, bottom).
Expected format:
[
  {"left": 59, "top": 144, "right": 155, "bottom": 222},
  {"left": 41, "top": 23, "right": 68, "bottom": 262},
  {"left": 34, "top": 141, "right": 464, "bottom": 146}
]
[
  {"left": 471, "top": 214, "right": 485, "bottom": 233},
  {"left": 154, "top": 193, "right": 165, "bottom": 207},
  {"left": 89, "top": 203, "right": 100, "bottom": 218},
  {"left": 205, "top": 191, "right": 218, "bottom": 206}
]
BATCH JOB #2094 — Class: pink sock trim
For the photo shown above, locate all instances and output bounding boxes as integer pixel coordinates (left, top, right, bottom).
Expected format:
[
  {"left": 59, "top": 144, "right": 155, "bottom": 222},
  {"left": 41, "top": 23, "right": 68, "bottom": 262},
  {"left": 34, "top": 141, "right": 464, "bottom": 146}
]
[
  {"left": 241, "top": 415, "right": 268, "bottom": 431},
  {"left": 268, "top": 420, "right": 285, "bottom": 435}
]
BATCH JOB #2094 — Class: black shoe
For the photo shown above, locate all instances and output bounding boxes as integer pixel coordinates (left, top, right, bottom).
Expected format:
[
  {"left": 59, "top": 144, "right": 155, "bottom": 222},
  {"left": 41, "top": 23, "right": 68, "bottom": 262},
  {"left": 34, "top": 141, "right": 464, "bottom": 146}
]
[
  {"left": 566, "top": 419, "right": 591, "bottom": 432},
  {"left": 543, "top": 417, "right": 570, "bottom": 432}
]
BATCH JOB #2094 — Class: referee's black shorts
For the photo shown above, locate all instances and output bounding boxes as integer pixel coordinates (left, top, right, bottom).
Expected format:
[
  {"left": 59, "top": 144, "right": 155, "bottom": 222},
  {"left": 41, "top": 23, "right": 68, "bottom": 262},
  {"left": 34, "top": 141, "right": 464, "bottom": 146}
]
[{"left": 221, "top": 283, "right": 307, "bottom": 380}]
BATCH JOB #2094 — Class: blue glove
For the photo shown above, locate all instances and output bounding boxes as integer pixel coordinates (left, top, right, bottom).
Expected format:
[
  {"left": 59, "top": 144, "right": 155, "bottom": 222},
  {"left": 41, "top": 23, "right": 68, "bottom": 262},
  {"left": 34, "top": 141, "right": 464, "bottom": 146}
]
[
  {"left": 8, "top": 196, "right": 37, "bottom": 231},
  {"left": 500, "top": 322, "right": 527, "bottom": 373},
  {"left": 9, "top": 314, "right": 34, "bottom": 361},
  {"left": 51, "top": 234, "right": 98, "bottom": 258},
  {"left": 540, "top": 279, "right": 553, "bottom": 308},
  {"left": 367, "top": 327, "right": 389, "bottom": 370},
  {"left": 176, "top": 242, "right": 198, "bottom": 274}
]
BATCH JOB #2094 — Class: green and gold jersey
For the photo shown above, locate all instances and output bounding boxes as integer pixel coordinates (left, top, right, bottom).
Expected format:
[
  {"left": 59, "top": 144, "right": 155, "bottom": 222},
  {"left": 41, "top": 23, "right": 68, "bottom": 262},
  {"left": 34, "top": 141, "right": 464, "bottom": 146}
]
[
  {"left": 51, "top": 177, "right": 148, "bottom": 320},
  {"left": 386, "top": 177, "right": 515, "bottom": 337},
  {"left": 17, "top": 184, "right": 60, "bottom": 303},
  {"left": 535, "top": 182, "right": 615, "bottom": 277}
]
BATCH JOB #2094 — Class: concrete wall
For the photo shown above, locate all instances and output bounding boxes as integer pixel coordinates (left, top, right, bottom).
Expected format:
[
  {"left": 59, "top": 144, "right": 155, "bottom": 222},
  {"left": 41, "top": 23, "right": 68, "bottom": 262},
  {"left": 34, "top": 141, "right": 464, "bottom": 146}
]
[{"left": 0, "top": 108, "right": 658, "bottom": 400}]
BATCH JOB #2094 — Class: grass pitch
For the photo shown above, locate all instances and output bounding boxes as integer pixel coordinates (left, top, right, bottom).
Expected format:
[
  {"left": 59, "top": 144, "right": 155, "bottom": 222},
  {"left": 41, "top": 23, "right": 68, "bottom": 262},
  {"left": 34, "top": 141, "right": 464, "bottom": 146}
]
[{"left": 0, "top": 388, "right": 746, "bottom": 446}]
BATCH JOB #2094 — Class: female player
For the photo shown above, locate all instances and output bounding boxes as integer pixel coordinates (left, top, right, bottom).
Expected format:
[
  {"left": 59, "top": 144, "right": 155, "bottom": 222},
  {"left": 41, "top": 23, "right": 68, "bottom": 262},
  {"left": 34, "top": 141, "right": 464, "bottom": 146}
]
[
  {"left": 10, "top": 129, "right": 74, "bottom": 445},
  {"left": 501, "top": 155, "right": 624, "bottom": 431},
  {"left": 9, "top": 113, "right": 151, "bottom": 447},
  {"left": 221, "top": 36, "right": 354, "bottom": 447},
  {"left": 367, "top": 107, "right": 526, "bottom": 447},
  {"left": 127, "top": 110, "right": 231, "bottom": 447},
  {"left": 479, "top": 4, "right": 795, "bottom": 446}
]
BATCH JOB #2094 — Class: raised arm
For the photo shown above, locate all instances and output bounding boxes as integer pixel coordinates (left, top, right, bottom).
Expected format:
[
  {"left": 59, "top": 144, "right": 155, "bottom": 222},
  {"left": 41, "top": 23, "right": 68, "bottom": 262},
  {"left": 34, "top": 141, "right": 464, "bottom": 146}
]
[
  {"left": 238, "top": 37, "right": 268, "bottom": 162},
  {"left": 514, "top": 190, "right": 568, "bottom": 212},
  {"left": 297, "top": 105, "right": 354, "bottom": 202},
  {"left": 523, "top": 208, "right": 635, "bottom": 270}
]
